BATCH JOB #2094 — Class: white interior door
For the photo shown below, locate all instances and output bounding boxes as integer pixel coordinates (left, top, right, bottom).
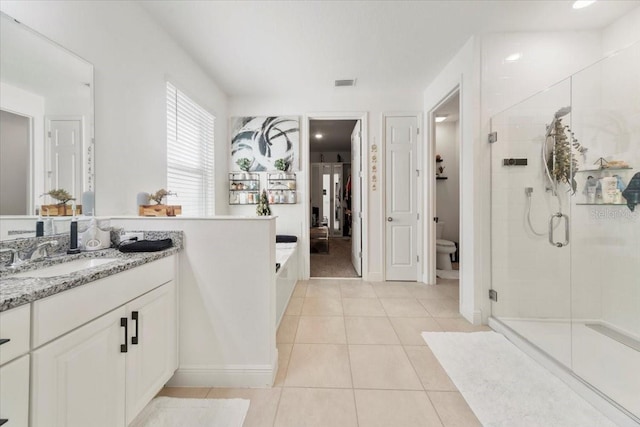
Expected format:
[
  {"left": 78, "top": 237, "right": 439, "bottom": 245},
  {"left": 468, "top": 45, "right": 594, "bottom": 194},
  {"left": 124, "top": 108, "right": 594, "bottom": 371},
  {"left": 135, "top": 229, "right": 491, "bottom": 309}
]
[
  {"left": 351, "top": 121, "right": 362, "bottom": 276},
  {"left": 385, "top": 116, "right": 418, "bottom": 281},
  {"left": 46, "top": 118, "right": 83, "bottom": 199}
]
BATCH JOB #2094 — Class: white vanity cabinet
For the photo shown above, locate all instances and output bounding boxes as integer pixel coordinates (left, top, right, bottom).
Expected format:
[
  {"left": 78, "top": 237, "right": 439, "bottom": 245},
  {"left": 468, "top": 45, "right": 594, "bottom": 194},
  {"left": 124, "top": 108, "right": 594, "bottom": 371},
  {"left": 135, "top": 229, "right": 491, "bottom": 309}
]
[
  {"left": 0, "top": 254, "right": 177, "bottom": 427},
  {"left": 0, "top": 303, "right": 31, "bottom": 426}
]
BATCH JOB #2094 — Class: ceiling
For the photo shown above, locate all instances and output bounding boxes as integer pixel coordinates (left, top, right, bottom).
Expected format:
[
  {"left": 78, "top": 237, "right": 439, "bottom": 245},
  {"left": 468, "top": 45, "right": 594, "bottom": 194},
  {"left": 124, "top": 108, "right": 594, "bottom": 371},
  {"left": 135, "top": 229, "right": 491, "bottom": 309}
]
[
  {"left": 434, "top": 92, "right": 460, "bottom": 123},
  {"left": 139, "top": 1, "right": 638, "bottom": 98},
  {"left": 309, "top": 120, "right": 358, "bottom": 152}
]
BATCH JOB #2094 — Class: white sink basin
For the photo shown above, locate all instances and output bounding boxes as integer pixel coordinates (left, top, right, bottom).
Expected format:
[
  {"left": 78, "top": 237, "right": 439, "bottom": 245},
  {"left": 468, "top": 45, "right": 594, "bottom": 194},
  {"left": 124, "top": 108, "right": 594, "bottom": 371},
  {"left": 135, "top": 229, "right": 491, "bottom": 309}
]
[{"left": 11, "top": 258, "right": 119, "bottom": 278}]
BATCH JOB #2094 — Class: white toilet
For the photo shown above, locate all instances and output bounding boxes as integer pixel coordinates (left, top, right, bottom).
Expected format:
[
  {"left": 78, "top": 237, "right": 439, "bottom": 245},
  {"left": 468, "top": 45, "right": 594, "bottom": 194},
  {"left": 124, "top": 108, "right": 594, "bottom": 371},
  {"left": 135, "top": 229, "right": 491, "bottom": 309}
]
[{"left": 436, "top": 222, "right": 457, "bottom": 271}]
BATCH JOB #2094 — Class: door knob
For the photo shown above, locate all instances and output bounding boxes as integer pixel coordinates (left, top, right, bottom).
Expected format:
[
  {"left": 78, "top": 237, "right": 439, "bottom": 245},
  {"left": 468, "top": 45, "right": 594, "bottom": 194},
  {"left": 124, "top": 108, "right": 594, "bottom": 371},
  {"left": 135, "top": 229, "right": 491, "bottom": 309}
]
[{"left": 387, "top": 217, "right": 393, "bottom": 222}]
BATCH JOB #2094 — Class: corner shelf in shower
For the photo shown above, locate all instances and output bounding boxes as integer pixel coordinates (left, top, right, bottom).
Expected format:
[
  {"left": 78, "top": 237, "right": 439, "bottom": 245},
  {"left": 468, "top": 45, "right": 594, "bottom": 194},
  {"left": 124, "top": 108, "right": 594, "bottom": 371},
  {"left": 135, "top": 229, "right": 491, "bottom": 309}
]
[
  {"left": 575, "top": 203, "right": 629, "bottom": 206},
  {"left": 575, "top": 166, "right": 633, "bottom": 173}
]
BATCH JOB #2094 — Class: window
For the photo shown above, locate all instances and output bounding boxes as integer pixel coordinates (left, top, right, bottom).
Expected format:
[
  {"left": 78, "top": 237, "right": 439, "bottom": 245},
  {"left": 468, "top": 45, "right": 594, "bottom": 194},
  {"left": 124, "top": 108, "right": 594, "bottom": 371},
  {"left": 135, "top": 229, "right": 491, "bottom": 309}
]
[{"left": 166, "top": 82, "right": 215, "bottom": 216}]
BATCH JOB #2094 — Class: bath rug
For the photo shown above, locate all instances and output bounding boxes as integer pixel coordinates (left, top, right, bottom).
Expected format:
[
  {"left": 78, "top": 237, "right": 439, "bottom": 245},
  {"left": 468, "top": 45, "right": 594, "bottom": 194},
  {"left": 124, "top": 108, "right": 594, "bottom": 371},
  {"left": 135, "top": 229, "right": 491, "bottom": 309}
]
[
  {"left": 435, "top": 269, "right": 459, "bottom": 279},
  {"left": 130, "top": 397, "right": 249, "bottom": 427},
  {"left": 421, "top": 331, "right": 617, "bottom": 427}
]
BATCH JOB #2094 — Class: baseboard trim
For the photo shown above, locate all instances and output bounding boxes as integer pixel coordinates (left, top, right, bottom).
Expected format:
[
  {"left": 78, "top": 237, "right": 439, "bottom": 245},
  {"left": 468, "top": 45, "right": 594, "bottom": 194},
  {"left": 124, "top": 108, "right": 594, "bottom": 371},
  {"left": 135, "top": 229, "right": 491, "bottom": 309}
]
[
  {"left": 167, "top": 363, "right": 276, "bottom": 388},
  {"left": 489, "top": 317, "right": 640, "bottom": 427}
]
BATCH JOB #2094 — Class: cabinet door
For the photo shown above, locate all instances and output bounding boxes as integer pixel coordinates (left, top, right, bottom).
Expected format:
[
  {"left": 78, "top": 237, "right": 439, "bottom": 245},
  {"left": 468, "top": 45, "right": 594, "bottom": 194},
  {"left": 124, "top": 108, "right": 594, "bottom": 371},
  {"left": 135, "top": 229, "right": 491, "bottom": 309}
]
[
  {"left": 125, "top": 281, "right": 177, "bottom": 425},
  {"left": 0, "top": 354, "right": 30, "bottom": 427},
  {"left": 31, "top": 307, "right": 126, "bottom": 427}
]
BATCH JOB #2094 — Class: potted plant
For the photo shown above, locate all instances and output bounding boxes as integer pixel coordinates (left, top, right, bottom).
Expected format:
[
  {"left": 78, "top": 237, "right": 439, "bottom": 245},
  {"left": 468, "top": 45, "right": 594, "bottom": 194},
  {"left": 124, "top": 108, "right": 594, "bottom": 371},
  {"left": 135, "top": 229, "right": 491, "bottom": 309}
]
[
  {"left": 41, "top": 188, "right": 78, "bottom": 215},
  {"left": 236, "top": 158, "right": 253, "bottom": 179},
  {"left": 275, "top": 158, "right": 289, "bottom": 178},
  {"left": 139, "top": 189, "right": 181, "bottom": 216}
]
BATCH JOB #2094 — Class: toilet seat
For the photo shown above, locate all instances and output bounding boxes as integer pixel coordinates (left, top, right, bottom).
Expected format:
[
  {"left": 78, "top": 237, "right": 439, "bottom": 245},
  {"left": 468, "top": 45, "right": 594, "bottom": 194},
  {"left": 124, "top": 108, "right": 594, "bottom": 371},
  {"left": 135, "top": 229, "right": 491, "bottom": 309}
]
[{"left": 436, "top": 239, "right": 456, "bottom": 251}]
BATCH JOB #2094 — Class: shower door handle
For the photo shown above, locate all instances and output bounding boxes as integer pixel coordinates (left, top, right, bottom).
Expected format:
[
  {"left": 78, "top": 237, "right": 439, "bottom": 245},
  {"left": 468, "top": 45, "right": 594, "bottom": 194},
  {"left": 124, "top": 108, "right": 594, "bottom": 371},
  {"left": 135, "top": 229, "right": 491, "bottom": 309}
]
[{"left": 548, "top": 212, "right": 569, "bottom": 248}]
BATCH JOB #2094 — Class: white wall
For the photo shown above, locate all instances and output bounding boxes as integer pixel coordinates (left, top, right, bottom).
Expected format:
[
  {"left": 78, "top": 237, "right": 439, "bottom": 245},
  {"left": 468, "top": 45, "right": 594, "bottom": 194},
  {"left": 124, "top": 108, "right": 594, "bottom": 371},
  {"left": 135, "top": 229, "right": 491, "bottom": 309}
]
[
  {"left": 435, "top": 121, "right": 460, "bottom": 244},
  {"left": 0, "top": 1, "right": 230, "bottom": 216},
  {"left": 229, "top": 92, "right": 422, "bottom": 281}
]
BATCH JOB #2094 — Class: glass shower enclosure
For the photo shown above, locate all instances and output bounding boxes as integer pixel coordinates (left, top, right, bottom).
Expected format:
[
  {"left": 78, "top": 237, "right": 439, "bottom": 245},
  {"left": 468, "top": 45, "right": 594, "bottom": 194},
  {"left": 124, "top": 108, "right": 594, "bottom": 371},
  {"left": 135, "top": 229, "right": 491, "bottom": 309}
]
[{"left": 490, "top": 41, "right": 640, "bottom": 422}]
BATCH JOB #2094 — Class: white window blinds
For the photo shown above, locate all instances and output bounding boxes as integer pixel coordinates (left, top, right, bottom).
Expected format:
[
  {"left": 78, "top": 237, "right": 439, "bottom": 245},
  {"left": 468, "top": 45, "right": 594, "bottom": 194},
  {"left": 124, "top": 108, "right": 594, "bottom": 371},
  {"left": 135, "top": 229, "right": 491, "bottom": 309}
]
[{"left": 166, "top": 82, "right": 215, "bottom": 216}]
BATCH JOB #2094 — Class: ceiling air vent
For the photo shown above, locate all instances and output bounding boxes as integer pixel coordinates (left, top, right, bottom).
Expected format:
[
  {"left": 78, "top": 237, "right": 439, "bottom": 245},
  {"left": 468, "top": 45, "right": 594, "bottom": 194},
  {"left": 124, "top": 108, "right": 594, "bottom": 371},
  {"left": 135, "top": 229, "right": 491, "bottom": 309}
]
[{"left": 335, "top": 79, "right": 356, "bottom": 87}]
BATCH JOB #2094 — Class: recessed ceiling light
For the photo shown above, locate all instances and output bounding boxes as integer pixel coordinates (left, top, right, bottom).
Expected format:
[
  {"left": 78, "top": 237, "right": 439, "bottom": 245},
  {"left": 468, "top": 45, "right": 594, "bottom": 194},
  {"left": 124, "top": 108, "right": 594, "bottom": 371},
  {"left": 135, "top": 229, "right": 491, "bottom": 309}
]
[
  {"left": 505, "top": 52, "right": 522, "bottom": 62},
  {"left": 573, "top": 0, "right": 596, "bottom": 9},
  {"left": 435, "top": 116, "right": 447, "bottom": 123},
  {"left": 315, "top": 133, "right": 323, "bottom": 139}
]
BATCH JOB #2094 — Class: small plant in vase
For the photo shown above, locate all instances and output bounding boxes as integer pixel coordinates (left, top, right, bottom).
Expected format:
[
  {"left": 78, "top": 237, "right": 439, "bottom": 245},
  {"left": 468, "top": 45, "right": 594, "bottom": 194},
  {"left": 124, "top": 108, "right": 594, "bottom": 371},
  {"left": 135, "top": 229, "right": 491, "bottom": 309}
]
[
  {"left": 42, "top": 188, "right": 75, "bottom": 205},
  {"left": 256, "top": 189, "right": 271, "bottom": 216},
  {"left": 275, "top": 158, "right": 289, "bottom": 178},
  {"left": 236, "top": 158, "right": 253, "bottom": 179},
  {"left": 149, "top": 189, "right": 177, "bottom": 204}
]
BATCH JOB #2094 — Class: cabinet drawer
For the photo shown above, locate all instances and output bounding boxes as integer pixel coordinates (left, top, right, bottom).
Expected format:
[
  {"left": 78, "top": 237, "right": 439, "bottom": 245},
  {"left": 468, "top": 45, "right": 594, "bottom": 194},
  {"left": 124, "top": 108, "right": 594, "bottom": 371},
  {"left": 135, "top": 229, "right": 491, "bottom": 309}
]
[
  {"left": 0, "top": 354, "right": 30, "bottom": 427},
  {"left": 33, "top": 255, "right": 175, "bottom": 348},
  {"left": 0, "top": 304, "right": 30, "bottom": 365}
]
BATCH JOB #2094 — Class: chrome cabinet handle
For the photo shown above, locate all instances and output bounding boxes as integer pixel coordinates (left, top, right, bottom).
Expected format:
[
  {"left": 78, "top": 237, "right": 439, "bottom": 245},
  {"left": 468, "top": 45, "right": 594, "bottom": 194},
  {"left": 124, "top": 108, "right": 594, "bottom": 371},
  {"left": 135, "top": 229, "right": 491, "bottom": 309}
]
[
  {"left": 387, "top": 217, "right": 393, "bottom": 222},
  {"left": 548, "top": 212, "right": 569, "bottom": 248}
]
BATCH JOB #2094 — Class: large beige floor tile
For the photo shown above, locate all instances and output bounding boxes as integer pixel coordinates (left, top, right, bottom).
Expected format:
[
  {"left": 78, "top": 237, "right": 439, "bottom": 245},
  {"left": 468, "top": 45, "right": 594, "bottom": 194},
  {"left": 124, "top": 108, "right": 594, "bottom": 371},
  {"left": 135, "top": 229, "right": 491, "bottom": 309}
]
[
  {"left": 405, "top": 346, "right": 457, "bottom": 391},
  {"left": 355, "top": 390, "right": 443, "bottom": 427},
  {"left": 349, "top": 345, "right": 422, "bottom": 390},
  {"left": 285, "top": 343, "right": 352, "bottom": 388},
  {"left": 345, "top": 316, "right": 399, "bottom": 344},
  {"left": 156, "top": 387, "right": 210, "bottom": 398},
  {"left": 274, "top": 387, "right": 358, "bottom": 427},
  {"left": 301, "top": 297, "right": 343, "bottom": 316},
  {"left": 306, "top": 282, "right": 341, "bottom": 298},
  {"left": 292, "top": 282, "right": 308, "bottom": 298},
  {"left": 380, "top": 298, "right": 430, "bottom": 317},
  {"left": 207, "top": 387, "right": 282, "bottom": 427},
  {"left": 342, "top": 297, "right": 387, "bottom": 316},
  {"left": 390, "top": 317, "right": 443, "bottom": 345},
  {"left": 277, "top": 315, "right": 300, "bottom": 343},
  {"left": 295, "top": 316, "right": 346, "bottom": 343},
  {"left": 419, "top": 298, "right": 461, "bottom": 318},
  {"left": 372, "top": 283, "right": 413, "bottom": 298},
  {"left": 408, "top": 284, "right": 452, "bottom": 300},
  {"left": 284, "top": 297, "right": 304, "bottom": 315},
  {"left": 435, "top": 317, "right": 491, "bottom": 332},
  {"left": 275, "top": 344, "right": 293, "bottom": 387},
  {"left": 428, "top": 391, "right": 482, "bottom": 427},
  {"left": 340, "top": 282, "right": 377, "bottom": 298}
]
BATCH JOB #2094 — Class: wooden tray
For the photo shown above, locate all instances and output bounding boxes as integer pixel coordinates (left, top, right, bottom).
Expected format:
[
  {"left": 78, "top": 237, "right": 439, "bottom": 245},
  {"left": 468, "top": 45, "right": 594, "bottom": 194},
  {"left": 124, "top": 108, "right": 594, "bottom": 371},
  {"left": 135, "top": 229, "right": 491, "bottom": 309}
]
[
  {"left": 41, "top": 204, "right": 82, "bottom": 216},
  {"left": 138, "top": 204, "right": 182, "bottom": 217}
]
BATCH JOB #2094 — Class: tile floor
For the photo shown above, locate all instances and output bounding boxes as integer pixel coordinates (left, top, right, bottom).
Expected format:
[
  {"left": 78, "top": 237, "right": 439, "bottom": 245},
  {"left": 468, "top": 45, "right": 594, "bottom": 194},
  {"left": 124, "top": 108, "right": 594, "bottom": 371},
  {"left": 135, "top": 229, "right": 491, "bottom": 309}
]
[{"left": 159, "top": 278, "right": 490, "bottom": 427}]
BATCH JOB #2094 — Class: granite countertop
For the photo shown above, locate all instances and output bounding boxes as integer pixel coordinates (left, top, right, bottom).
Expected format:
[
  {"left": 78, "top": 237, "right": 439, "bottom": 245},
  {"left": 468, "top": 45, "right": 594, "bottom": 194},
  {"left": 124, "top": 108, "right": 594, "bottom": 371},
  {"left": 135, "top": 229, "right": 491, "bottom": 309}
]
[{"left": 0, "top": 233, "right": 182, "bottom": 312}]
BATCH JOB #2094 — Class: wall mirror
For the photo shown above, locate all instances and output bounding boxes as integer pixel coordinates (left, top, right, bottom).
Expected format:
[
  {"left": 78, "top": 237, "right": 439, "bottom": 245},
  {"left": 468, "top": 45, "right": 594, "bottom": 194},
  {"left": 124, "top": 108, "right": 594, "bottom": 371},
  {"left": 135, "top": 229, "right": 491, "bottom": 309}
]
[{"left": 0, "top": 11, "right": 94, "bottom": 226}]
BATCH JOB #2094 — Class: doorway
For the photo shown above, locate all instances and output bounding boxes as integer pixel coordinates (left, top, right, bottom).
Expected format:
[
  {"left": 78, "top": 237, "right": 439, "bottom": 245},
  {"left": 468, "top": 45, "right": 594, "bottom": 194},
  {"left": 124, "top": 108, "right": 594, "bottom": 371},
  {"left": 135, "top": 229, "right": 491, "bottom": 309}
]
[
  {"left": 431, "top": 90, "right": 461, "bottom": 287},
  {"left": 309, "top": 119, "right": 362, "bottom": 278}
]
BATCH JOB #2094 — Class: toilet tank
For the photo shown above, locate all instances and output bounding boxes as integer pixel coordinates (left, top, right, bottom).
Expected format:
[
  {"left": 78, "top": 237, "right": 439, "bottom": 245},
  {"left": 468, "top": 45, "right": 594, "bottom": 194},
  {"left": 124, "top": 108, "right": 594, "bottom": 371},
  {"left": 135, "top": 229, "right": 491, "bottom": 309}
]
[{"left": 436, "top": 222, "right": 444, "bottom": 239}]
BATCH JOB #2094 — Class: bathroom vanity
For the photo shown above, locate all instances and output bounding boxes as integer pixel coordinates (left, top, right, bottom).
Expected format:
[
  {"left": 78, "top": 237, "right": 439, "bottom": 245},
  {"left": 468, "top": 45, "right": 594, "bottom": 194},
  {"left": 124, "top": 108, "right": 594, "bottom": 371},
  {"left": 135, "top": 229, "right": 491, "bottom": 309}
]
[{"left": 0, "top": 241, "right": 180, "bottom": 427}]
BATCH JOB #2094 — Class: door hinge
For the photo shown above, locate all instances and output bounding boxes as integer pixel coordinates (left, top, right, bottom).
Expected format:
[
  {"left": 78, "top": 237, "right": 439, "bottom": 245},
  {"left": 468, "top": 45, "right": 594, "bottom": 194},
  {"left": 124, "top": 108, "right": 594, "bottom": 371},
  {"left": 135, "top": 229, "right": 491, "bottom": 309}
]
[
  {"left": 358, "top": 212, "right": 362, "bottom": 219},
  {"left": 416, "top": 169, "right": 420, "bottom": 177},
  {"left": 488, "top": 131, "right": 497, "bottom": 144},
  {"left": 47, "top": 131, "right": 52, "bottom": 138},
  {"left": 417, "top": 213, "right": 420, "bottom": 220},
  {"left": 417, "top": 255, "right": 420, "bottom": 262},
  {"left": 417, "top": 127, "right": 420, "bottom": 135},
  {"left": 489, "top": 289, "right": 498, "bottom": 302},
  {"left": 359, "top": 251, "right": 362, "bottom": 258}
]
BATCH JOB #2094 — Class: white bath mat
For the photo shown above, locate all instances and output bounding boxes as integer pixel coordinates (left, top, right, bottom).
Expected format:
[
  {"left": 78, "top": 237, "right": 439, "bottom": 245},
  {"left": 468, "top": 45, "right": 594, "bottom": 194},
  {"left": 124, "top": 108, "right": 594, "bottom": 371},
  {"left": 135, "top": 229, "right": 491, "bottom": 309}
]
[
  {"left": 421, "top": 331, "right": 618, "bottom": 427},
  {"left": 130, "top": 397, "right": 250, "bottom": 427},
  {"left": 436, "top": 269, "right": 459, "bottom": 279}
]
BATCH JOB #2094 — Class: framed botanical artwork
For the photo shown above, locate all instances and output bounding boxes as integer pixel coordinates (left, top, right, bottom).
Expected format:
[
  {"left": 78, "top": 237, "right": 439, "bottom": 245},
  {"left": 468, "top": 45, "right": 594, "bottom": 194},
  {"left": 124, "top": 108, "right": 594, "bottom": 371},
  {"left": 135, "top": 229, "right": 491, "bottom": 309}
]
[{"left": 230, "top": 116, "right": 299, "bottom": 172}]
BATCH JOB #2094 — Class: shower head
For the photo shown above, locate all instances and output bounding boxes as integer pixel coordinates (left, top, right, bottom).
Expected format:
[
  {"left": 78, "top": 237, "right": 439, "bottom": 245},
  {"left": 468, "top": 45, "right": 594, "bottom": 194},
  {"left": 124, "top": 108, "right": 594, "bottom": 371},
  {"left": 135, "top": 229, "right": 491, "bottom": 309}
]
[{"left": 554, "top": 106, "right": 571, "bottom": 119}]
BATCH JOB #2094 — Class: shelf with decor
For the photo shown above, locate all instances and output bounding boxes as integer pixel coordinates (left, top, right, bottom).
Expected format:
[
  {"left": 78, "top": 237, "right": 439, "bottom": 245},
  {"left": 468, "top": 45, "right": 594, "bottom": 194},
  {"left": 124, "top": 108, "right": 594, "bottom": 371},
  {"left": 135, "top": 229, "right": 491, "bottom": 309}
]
[
  {"left": 229, "top": 172, "right": 260, "bottom": 205},
  {"left": 267, "top": 172, "right": 297, "bottom": 204}
]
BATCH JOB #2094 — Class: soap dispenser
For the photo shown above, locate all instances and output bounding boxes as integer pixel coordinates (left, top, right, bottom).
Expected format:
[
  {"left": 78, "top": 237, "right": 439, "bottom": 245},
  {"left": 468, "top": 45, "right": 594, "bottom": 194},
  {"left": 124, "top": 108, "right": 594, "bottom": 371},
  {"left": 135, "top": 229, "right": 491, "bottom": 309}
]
[{"left": 67, "top": 204, "right": 81, "bottom": 254}]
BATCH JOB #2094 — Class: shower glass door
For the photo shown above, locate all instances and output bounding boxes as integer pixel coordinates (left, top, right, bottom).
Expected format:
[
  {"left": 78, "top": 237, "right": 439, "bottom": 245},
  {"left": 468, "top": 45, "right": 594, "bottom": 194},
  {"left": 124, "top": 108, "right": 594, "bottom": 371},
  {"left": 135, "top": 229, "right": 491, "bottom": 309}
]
[
  {"left": 490, "top": 78, "right": 573, "bottom": 366},
  {"left": 491, "top": 40, "right": 640, "bottom": 421}
]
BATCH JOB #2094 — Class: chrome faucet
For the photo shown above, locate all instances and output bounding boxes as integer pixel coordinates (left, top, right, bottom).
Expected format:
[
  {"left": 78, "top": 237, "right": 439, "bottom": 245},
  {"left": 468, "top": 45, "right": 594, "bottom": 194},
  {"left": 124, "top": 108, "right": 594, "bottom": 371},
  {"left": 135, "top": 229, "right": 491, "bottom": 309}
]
[
  {"left": 0, "top": 248, "right": 25, "bottom": 268},
  {"left": 30, "top": 241, "right": 60, "bottom": 261}
]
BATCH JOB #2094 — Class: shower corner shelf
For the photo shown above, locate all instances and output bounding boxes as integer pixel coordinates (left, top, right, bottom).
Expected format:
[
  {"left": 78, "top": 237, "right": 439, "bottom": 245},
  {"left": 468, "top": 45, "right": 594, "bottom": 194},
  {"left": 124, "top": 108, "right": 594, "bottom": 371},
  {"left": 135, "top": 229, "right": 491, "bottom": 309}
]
[
  {"left": 576, "top": 166, "right": 633, "bottom": 174},
  {"left": 575, "top": 203, "right": 629, "bottom": 206}
]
